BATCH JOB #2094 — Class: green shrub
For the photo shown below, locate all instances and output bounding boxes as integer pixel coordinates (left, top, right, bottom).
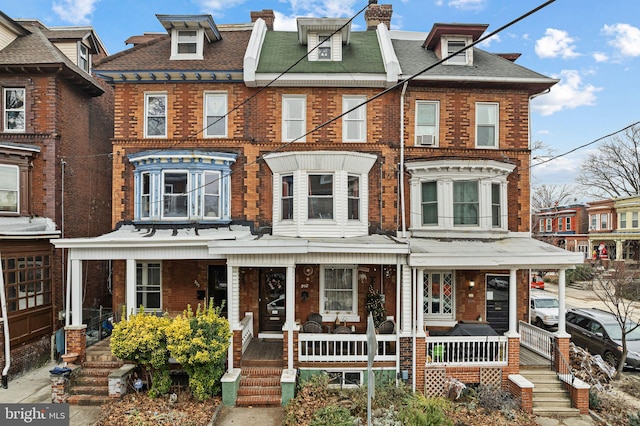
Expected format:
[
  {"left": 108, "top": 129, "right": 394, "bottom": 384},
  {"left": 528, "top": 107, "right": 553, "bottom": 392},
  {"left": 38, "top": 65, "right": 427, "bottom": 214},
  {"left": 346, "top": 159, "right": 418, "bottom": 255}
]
[
  {"left": 309, "top": 405, "right": 354, "bottom": 426},
  {"left": 110, "top": 308, "right": 171, "bottom": 397},
  {"left": 166, "top": 301, "right": 231, "bottom": 400},
  {"left": 566, "top": 264, "right": 594, "bottom": 283},
  {"left": 398, "top": 394, "right": 452, "bottom": 426}
]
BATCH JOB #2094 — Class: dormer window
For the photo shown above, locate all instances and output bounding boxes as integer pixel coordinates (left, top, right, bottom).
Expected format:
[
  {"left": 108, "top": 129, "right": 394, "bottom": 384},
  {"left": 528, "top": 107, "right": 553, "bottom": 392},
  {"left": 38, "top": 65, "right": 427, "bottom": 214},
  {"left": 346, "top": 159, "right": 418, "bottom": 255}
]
[
  {"left": 171, "top": 29, "right": 204, "bottom": 60},
  {"left": 297, "top": 17, "right": 350, "bottom": 62},
  {"left": 423, "top": 24, "right": 488, "bottom": 67},
  {"left": 318, "top": 35, "right": 331, "bottom": 60},
  {"left": 78, "top": 43, "right": 89, "bottom": 72},
  {"left": 443, "top": 37, "right": 472, "bottom": 65}
]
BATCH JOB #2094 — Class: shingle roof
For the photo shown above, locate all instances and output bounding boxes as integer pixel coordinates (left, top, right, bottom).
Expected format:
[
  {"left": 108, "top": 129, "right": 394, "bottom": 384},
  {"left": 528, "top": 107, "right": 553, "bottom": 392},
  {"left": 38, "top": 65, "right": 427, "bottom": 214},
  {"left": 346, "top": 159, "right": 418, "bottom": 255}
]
[
  {"left": 94, "top": 29, "right": 252, "bottom": 72},
  {"left": 255, "top": 30, "right": 385, "bottom": 74}
]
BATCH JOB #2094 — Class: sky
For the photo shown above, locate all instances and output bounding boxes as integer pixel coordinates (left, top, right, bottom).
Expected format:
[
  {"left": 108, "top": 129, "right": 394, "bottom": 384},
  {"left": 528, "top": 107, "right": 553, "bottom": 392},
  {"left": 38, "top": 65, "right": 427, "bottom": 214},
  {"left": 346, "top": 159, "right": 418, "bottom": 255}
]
[{"left": 3, "top": 0, "right": 640, "bottom": 193}]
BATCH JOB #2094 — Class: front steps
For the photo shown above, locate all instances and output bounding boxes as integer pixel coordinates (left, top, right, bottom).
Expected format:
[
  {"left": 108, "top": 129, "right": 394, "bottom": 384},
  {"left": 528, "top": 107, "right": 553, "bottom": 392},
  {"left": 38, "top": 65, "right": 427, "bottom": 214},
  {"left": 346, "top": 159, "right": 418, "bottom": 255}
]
[
  {"left": 520, "top": 369, "right": 581, "bottom": 417},
  {"left": 236, "top": 367, "right": 282, "bottom": 407},
  {"left": 67, "top": 339, "right": 123, "bottom": 406}
]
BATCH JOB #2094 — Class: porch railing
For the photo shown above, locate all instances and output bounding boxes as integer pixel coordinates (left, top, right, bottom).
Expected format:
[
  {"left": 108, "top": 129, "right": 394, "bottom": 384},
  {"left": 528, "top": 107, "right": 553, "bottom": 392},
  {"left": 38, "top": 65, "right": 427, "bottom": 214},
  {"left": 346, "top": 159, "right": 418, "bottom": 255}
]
[
  {"left": 519, "top": 320, "right": 553, "bottom": 360},
  {"left": 239, "top": 313, "right": 254, "bottom": 355},
  {"left": 425, "top": 335, "right": 508, "bottom": 365},
  {"left": 298, "top": 333, "right": 396, "bottom": 363},
  {"left": 83, "top": 306, "right": 113, "bottom": 347}
]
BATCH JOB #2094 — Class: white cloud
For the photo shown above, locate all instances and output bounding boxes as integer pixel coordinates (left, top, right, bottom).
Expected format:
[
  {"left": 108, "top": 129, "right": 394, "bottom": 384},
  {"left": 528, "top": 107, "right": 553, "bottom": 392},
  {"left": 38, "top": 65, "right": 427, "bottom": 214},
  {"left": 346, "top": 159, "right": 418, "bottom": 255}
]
[
  {"left": 478, "top": 34, "right": 500, "bottom": 48},
  {"left": 280, "top": 0, "right": 357, "bottom": 17},
  {"left": 52, "top": 0, "right": 99, "bottom": 25},
  {"left": 448, "top": 0, "right": 485, "bottom": 11},
  {"left": 196, "top": 0, "right": 247, "bottom": 13},
  {"left": 273, "top": 11, "right": 298, "bottom": 31},
  {"left": 603, "top": 23, "right": 640, "bottom": 57},
  {"left": 531, "top": 70, "right": 602, "bottom": 116},
  {"left": 535, "top": 28, "right": 580, "bottom": 59},
  {"left": 592, "top": 52, "right": 608, "bottom": 62}
]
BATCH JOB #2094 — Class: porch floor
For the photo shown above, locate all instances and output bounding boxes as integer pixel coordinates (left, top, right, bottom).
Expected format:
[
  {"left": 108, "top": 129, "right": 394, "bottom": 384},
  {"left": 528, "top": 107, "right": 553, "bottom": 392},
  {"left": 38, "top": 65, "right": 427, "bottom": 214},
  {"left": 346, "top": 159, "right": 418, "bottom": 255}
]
[
  {"left": 242, "top": 338, "right": 284, "bottom": 368},
  {"left": 520, "top": 346, "right": 550, "bottom": 368}
]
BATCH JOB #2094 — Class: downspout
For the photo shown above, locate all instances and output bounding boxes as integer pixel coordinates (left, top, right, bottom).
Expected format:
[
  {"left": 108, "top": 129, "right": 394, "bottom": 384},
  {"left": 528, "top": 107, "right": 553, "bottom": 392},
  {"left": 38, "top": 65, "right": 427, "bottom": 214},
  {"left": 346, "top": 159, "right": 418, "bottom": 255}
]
[
  {"left": 412, "top": 266, "right": 416, "bottom": 392},
  {"left": 399, "top": 81, "right": 408, "bottom": 238},
  {"left": 1, "top": 252, "right": 10, "bottom": 388}
]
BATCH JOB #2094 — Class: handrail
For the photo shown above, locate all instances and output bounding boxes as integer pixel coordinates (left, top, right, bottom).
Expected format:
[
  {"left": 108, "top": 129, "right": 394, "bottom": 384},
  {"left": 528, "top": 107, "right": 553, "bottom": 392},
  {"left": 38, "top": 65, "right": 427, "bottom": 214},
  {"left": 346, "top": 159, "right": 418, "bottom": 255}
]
[
  {"left": 239, "top": 313, "right": 254, "bottom": 355},
  {"left": 553, "top": 339, "right": 575, "bottom": 387}
]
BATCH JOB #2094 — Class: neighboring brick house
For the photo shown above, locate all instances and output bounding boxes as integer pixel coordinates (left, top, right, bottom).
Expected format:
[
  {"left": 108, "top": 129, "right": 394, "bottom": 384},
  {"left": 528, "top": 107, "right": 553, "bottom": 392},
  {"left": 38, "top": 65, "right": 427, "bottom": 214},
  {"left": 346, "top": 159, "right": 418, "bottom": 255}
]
[
  {"left": 605, "top": 195, "right": 640, "bottom": 263},
  {"left": 533, "top": 204, "right": 589, "bottom": 258},
  {"left": 54, "top": 4, "right": 583, "bottom": 408},
  {"left": 0, "top": 11, "right": 113, "bottom": 379}
]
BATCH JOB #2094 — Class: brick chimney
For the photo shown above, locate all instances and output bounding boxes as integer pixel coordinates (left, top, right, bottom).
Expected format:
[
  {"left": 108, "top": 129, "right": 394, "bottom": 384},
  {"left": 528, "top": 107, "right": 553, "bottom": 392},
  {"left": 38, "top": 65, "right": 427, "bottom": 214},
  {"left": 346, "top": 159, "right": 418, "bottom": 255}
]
[
  {"left": 364, "top": 4, "right": 392, "bottom": 30},
  {"left": 251, "top": 9, "right": 275, "bottom": 31}
]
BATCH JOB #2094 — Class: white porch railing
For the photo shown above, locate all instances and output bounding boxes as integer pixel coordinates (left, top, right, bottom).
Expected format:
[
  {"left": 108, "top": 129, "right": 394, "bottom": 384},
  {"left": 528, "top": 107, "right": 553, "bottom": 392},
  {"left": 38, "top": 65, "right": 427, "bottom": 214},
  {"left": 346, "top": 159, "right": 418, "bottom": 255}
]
[
  {"left": 298, "top": 333, "right": 396, "bottom": 363},
  {"left": 519, "top": 320, "right": 553, "bottom": 360},
  {"left": 425, "top": 336, "right": 509, "bottom": 366},
  {"left": 240, "top": 313, "right": 254, "bottom": 355}
]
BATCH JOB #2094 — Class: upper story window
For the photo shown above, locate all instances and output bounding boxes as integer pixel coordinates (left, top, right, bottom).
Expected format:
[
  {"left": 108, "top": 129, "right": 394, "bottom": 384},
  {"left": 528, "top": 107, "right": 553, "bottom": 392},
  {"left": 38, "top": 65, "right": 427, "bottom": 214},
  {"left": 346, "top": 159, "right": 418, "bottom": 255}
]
[
  {"left": 78, "top": 43, "right": 89, "bottom": 72},
  {"left": 129, "top": 150, "right": 236, "bottom": 222},
  {"left": 620, "top": 212, "right": 627, "bottom": 228},
  {"left": 476, "top": 103, "right": 498, "bottom": 148},
  {"left": 446, "top": 39, "right": 468, "bottom": 64},
  {"left": 265, "top": 151, "right": 377, "bottom": 238},
  {"left": 4, "top": 88, "right": 25, "bottom": 132},
  {"left": 415, "top": 101, "right": 439, "bottom": 147},
  {"left": 171, "top": 29, "right": 204, "bottom": 60},
  {"left": 407, "top": 159, "right": 514, "bottom": 238},
  {"left": 538, "top": 219, "right": 544, "bottom": 232},
  {"left": 145, "top": 93, "right": 167, "bottom": 138},
  {"left": 558, "top": 218, "right": 563, "bottom": 231},
  {"left": 546, "top": 218, "right": 552, "bottom": 232},
  {"left": 590, "top": 214, "right": 597, "bottom": 230},
  {"left": 342, "top": 96, "right": 366, "bottom": 142},
  {"left": 204, "top": 92, "right": 227, "bottom": 138},
  {"left": 282, "top": 95, "right": 306, "bottom": 142},
  {"left": 600, "top": 214, "right": 608, "bottom": 230},
  {"left": 0, "top": 164, "right": 19, "bottom": 213},
  {"left": 633, "top": 212, "right": 639, "bottom": 228},
  {"left": 318, "top": 35, "right": 331, "bottom": 60},
  {"left": 565, "top": 217, "right": 571, "bottom": 231}
]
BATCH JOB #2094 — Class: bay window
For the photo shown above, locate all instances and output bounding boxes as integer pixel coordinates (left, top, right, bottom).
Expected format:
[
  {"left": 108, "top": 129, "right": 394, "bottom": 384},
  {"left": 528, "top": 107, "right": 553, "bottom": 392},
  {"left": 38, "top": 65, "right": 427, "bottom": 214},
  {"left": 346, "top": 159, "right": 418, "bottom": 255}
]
[
  {"left": 308, "top": 174, "right": 333, "bottom": 220},
  {"left": 453, "top": 181, "right": 479, "bottom": 226},
  {"left": 347, "top": 175, "right": 360, "bottom": 220},
  {"left": 421, "top": 181, "right": 438, "bottom": 225},
  {"left": 0, "top": 164, "right": 19, "bottom": 213},
  {"left": 281, "top": 175, "right": 294, "bottom": 220}
]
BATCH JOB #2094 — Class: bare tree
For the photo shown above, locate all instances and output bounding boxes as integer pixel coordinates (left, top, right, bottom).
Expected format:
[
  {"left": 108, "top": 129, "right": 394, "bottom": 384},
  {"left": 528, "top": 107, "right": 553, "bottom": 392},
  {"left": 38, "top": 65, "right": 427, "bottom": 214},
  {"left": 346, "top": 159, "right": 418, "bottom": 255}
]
[
  {"left": 576, "top": 125, "right": 640, "bottom": 198},
  {"left": 591, "top": 264, "right": 640, "bottom": 379},
  {"left": 531, "top": 184, "right": 575, "bottom": 212}
]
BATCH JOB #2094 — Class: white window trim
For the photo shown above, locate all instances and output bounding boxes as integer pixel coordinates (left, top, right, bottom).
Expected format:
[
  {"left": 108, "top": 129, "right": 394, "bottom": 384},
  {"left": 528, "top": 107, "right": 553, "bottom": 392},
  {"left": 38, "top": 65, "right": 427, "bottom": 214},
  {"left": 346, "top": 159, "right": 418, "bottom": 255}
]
[
  {"left": 442, "top": 36, "right": 472, "bottom": 65},
  {"left": 415, "top": 101, "right": 439, "bottom": 147},
  {"left": 170, "top": 28, "right": 204, "bottom": 60},
  {"left": 423, "top": 270, "right": 455, "bottom": 324},
  {"left": 633, "top": 211, "right": 639, "bottom": 228},
  {"left": 282, "top": 95, "right": 306, "bottom": 142},
  {"left": 558, "top": 218, "right": 563, "bottom": 231},
  {"left": 546, "top": 218, "right": 552, "bottom": 232},
  {"left": 475, "top": 102, "right": 499, "bottom": 148},
  {"left": 342, "top": 95, "right": 367, "bottom": 143},
  {"left": 203, "top": 92, "right": 228, "bottom": 138},
  {"left": 326, "top": 370, "right": 363, "bottom": 389},
  {"left": 3, "top": 88, "right": 25, "bottom": 133},
  {"left": 620, "top": 212, "right": 627, "bottom": 229},
  {"left": 565, "top": 217, "right": 571, "bottom": 231},
  {"left": 161, "top": 170, "right": 189, "bottom": 220},
  {"left": 317, "top": 35, "right": 332, "bottom": 61},
  {"left": 347, "top": 175, "right": 361, "bottom": 221},
  {"left": 144, "top": 93, "right": 167, "bottom": 138},
  {"left": 78, "top": 42, "right": 90, "bottom": 72},
  {"left": 136, "top": 261, "right": 162, "bottom": 312},
  {"left": 203, "top": 170, "right": 221, "bottom": 219},
  {"left": 319, "top": 265, "right": 359, "bottom": 322},
  {"left": 0, "top": 164, "right": 19, "bottom": 214},
  {"left": 280, "top": 174, "right": 294, "bottom": 221}
]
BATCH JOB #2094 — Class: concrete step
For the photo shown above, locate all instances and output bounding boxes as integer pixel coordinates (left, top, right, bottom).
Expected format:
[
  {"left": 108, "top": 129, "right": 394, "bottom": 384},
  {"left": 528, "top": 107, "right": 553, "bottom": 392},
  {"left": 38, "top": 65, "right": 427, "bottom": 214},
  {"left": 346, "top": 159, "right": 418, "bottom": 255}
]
[
  {"left": 235, "top": 395, "right": 282, "bottom": 407},
  {"left": 533, "top": 398, "right": 572, "bottom": 408},
  {"left": 66, "top": 394, "right": 110, "bottom": 406},
  {"left": 533, "top": 389, "right": 569, "bottom": 398},
  {"left": 533, "top": 407, "right": 581, "bottom": 417}
]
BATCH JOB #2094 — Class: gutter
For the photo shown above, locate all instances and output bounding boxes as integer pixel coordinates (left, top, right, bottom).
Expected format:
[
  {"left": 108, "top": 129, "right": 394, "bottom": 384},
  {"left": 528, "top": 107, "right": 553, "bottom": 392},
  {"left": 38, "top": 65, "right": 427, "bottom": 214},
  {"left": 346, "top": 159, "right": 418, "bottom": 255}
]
[{"left": 0, "top": 252, "right": 10, "bottom": 388}]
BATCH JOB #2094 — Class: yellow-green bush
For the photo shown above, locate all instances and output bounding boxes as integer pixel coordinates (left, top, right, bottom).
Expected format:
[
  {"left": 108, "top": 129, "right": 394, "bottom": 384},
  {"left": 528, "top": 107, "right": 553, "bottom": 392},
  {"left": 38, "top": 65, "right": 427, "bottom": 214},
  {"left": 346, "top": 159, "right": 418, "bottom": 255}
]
[
  {"left": 166, "top": 301, "right": 231, "bottom": 401},
  {"left": 110, "top": 308, "right": 171, "bottom": 397}
]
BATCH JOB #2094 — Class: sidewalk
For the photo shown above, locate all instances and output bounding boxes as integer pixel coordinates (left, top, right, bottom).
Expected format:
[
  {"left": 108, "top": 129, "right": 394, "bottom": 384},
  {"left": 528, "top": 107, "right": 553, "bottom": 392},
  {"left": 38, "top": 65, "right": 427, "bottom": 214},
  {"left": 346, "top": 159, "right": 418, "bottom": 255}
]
[{"left": 0, "top": 361, "right": 102, "bottom": 426}]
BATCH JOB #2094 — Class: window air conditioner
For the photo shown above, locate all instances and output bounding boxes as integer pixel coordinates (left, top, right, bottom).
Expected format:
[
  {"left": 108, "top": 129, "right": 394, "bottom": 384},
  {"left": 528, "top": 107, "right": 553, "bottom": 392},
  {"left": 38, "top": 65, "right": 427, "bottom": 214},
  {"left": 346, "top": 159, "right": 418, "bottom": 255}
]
[{"left": 417, "top": 134, "right": 435, "bottom": 146}]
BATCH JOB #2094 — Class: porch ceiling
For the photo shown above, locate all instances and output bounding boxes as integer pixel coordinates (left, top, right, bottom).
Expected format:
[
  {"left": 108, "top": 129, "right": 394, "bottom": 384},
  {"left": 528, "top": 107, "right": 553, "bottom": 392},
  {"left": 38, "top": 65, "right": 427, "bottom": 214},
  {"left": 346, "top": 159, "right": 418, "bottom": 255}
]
[{"left": 409, "top": 233, "right": 585, "bottom": 269}]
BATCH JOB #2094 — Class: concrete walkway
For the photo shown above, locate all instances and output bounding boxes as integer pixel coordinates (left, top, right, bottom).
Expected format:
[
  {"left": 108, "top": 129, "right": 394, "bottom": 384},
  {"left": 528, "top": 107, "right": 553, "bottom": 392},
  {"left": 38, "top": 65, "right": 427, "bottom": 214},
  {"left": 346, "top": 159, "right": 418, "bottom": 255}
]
[{"left": 213, "top": 406, "right": 285, "bottom": 425}]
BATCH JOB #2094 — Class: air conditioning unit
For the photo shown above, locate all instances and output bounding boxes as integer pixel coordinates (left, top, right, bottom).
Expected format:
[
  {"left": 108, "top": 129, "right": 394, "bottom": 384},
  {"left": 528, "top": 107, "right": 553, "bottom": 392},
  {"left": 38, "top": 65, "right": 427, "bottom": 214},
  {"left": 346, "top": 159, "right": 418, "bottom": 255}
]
[{"left": 417, "top": 134, "right": 435, "bottom": 146}]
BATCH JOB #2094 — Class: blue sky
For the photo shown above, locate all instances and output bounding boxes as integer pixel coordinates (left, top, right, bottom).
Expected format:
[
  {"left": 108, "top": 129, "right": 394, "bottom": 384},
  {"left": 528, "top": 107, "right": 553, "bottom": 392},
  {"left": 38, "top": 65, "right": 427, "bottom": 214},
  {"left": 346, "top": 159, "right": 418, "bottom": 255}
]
[{"left": 4, "top": 0, "right": 640, "bottom": 191}]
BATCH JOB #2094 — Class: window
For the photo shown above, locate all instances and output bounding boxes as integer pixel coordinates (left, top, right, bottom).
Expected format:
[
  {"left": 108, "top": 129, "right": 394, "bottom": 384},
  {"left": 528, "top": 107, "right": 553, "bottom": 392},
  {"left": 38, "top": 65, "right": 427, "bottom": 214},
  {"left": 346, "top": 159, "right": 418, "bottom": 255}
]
[
  {"left": 327, "top": 370, "right": 361, "bottom": 389},
  {"left": 347, "top": 175, "right": 360, "bottom": 220},
  {"left": 203, "top": 171, "right": 220, "bottom": 218},
  {"left": 322, "top": 266, "right": 356, "bottom": 314},
  {"left": 170, "top": 29, "right": 204, "bottom": 60},
  {"left": 136, "top": 262, "right": 161, "bottom": 311},
  {"left": 491, "top": 183, "right": 501, "bottom": 227},
  {"left": 539, "top": 219, "right": 544, "bottom": 232},
  {"left": 308, "top": 174, "right": 333, "bottom": 219},
  {"left": 558, "top": 218, "right": 563, "bottom": 231},
  {"left": 78, "top": 43, "right": 89, "bottom": 72},
  {"left": 4, "top": 88, "right": 25, "bottom": 132},
  {"left": 476, "top": 103, "right": 498, "bottom": 148},
  {"left": 620, "top": 212, "right": 627, "bottom": 228},
  {"left": 633, "top": 212, "right": 639, "bottom": 228},
  {"left": 145, "top": 93, "right": 167, "bottom": 138},
  {"left": 453, "top": 181, "right": 478, "bottom": 226},
  {"left": 282, "top": 96, "right": 306, "bottom": 142},
  {"left": 423, "top": 271, "right": 454, "bottom": 320},
  {"left": 342, "top": 96, "right": 366, "bottom": 142},
  {"left": 590, "top": 214, "right": 598, "bottom": 230},
  {"left": 204, "top": 92, "right": 227, "bottom": 137},
  {"left": 601, "top": 214, "right": 608, "bottom": 230},
  {"left": 415, "top": 101, "right": 438, "bottom": 146},
  {"left": 3, "top": 254, "right": 51, "bottom": 313},
  {"left": 163, "top": 172, "right": 188, "bottom": 218},
  {"left": 565, "top": 217, "right": 571, "bottom": 231},
  {"left": 546, "top": 218, "right": 552, "bottom": 232},
  {"left": 446, "top": 39, "right": 467, "bottom": 64},
  {"left": 421, "top": 181, "right": 438, "bottom": 225},
  {"left": 318, "top": 35, "right": 331, "bottom": 60},
  {"left": 0, "top": 165, "right": 18, "bottom": 213},
  {"left": 129, "top": 150, "right": 236, "bottom": 222},
  {"left": 281, "top": 175, "right": 294, "bottom": 220}
]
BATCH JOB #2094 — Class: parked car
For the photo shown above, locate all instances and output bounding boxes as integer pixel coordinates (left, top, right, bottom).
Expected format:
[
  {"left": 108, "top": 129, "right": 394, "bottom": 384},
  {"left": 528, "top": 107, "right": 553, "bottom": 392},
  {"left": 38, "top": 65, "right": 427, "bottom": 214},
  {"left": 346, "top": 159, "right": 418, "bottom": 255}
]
[
  {"left": 530, "top": 276, "right": 545, "bottom": 290},
  {"left": 487, "top": 277, "right": 509, "bottom": 290},
  {"left": 565, "top": 307, "right": 640, "bottom": 369},
  {"left": 530, "top": 293, "right": 559, "bottom": 328}
]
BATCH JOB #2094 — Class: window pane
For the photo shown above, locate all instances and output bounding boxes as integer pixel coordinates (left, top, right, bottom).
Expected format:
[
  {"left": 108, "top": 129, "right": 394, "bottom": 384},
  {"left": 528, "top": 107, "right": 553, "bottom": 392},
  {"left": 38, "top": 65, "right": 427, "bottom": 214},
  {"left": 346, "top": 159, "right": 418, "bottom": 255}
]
[
  {"left": 204, "top": 172, "right": 220, "bottom": 218},
  {"left": 453, "top": 181, "right": 478, "bottom": 225},
  {"left": 283, "top": 97, "right": 305, "bottom": 141},
  {"left": 348, "top": 175, "right": 359, "bottom": 220},
  {"left": 324, "top": 268, "right": 353, "bottom": 311},
  {"left": 476, "top": 104, "right": 497, "bottom": 147},
  {"left": 421, "top": 181, "right": 437, "bottom": 225},
  {"left": 146, "top": 95, "right": 166, "bottom": 137},
  {"left": 205, "top": 94, "right": 227, "bottom": 136},
  {"left": 4, "top": 88, "right": 25, "bottom": 131},
  {"left": 281, "top": 175, "right": 294, "bottom": 220},
  {"left": 447, "top": 40, "right": 466, "bottom": 63},
  {"left": 491, "top": 183, "right": 501, "bottom": 227},
  {"left": 0, "top": 165, "right": 18, "bottom": 213},
  {"left": 163, "top": 172, "right": 188, "bottom": 217},
  {"left": 308, "top": 174, "right": 333, "bottom": 219},
  {"left": 141, "top": 173, "right": 150, "bottom": 218}
]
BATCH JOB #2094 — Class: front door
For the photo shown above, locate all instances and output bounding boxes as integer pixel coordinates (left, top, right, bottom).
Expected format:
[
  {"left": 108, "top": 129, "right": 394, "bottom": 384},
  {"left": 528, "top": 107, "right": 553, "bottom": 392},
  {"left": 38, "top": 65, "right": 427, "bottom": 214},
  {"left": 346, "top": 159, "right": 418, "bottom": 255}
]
[
  {"left": 208, "top": 265, "right": 227, "bottom": 318},
  {"left": 486, "top": 274, "right": 509, "bottom": 334},
  {"left": 260, "top": 270, "right": 286, "bottom": 332}
]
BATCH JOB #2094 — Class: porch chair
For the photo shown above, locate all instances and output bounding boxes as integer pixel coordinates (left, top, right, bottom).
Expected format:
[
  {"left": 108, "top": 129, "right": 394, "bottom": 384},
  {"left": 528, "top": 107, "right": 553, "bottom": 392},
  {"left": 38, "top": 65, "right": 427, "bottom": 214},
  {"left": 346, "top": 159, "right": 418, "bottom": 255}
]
[
  {"left": 332, "top": 325, "right": 353, "bottom": 356},
  {"left": 376, "top": 320, "right": 395, "bottom": 354},
  {"left": 301, "top": 320, "right": 324, "bottom": 356},
  {"left": 308, "top": 312, "right": 323, "bottom": 324}
]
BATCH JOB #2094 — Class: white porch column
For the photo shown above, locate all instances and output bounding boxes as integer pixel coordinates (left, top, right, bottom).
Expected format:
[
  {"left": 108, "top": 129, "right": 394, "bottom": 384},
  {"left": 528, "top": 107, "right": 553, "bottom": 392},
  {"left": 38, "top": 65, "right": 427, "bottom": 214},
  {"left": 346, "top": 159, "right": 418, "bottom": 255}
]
[
  {"left": 616, "top": 239, "right": 624, "bottom": 261},
  {"left": 558, "top": 268, "right": 567, "bottom": 335},
  {"left": 125, "top": 259, "right": 136, "bottom": 319},
  {"left": 227, "top": 264, "right": 237, "bottom": 371},
  {"left": 416, "top": 268, "right": 425, "bottom": 336},
  {"left": 507, "top": 268, "right": 518, "bottom": 336},
  {"left": 285, "top": 265, "right": 295, "bottom": 370},
  {"left": 70, "top": 259, "right": 83, "bottom": 326},
  {"left": 400, "top": 265, "right": 412, "bottom": 334}
]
